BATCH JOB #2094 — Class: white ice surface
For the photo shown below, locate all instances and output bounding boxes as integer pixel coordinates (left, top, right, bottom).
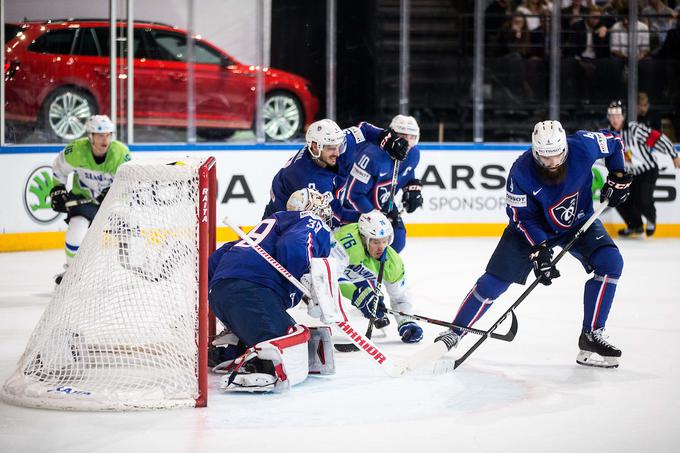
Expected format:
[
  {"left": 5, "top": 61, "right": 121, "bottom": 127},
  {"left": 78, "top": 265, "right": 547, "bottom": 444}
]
[{"left": 1, "top": 237, "right": 679, "bottom": 453}]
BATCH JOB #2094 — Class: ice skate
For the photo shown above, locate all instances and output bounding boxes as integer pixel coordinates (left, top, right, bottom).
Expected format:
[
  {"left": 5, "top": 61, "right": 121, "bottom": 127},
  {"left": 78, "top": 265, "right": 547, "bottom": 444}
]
[{"left": 576, "top": 328, "right": 621, "bottom": 368}]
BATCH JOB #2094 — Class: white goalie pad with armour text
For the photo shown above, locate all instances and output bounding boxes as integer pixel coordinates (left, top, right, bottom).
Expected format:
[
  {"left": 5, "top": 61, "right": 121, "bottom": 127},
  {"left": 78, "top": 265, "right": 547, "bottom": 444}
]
[
  {"left": 306, "top": 258, "right": 344, "bottom": 324},
  {"left": 220, "top": 324, "right": 311, "bottom": 393}
]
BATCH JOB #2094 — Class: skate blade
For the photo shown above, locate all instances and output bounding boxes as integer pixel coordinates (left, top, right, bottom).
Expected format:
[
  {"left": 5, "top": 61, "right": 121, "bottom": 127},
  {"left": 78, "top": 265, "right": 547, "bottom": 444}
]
[{"left": 576, "top": 350, "right": 619, "bottom": 369}]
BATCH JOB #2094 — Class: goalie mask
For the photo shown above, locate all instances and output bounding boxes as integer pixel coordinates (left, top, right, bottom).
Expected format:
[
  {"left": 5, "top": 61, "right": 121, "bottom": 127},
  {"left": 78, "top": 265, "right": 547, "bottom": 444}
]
[
  {"left": 305, "top": 119, "right": 346, "bottom": 161},
  {"left": 286, "top": 188, "right": 333, "bottom": 223},
  {"left": 531, "top": 120, "right": 568, "bottom": 171},
  {"left": 358, "top": 210, "right": 393, "bottom": 259}
]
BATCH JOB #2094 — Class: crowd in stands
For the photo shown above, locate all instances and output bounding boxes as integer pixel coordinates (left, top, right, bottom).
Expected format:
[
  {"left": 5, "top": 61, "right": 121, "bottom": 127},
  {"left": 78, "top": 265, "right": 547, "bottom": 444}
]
[{"left": 485, "top": 0, "right": 680, "bottom": 60}]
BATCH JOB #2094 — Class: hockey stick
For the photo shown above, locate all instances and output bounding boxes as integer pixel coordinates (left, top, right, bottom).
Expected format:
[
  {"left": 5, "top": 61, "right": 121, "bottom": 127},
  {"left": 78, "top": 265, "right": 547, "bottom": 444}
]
[
  {"left": 334, "top": 249, "right": 387, "bottom": 353},
  {"left": 65, "top": 198, "right": 99, "bottom": 208},
  {"left": 384, "top": 308, "right": 517, "bottom": 342},
  {"left": 335, "top": 159, "right": 401, "bottom": 352},
  {"left": 223, "top": 216, "right": 406, "bottom": 377},
  {"left": 401, "top": 201, "right": 610, "bottom": 373}
]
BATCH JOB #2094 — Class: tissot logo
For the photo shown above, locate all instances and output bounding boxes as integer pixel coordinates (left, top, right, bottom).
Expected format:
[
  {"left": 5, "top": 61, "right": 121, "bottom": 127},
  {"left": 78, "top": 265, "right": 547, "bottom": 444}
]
[
  {"left": 549, "top": 192, "right": 579, "bottom": 229},
  {"left": 23, "top": 166, "right": 61, "bottom": 224}
]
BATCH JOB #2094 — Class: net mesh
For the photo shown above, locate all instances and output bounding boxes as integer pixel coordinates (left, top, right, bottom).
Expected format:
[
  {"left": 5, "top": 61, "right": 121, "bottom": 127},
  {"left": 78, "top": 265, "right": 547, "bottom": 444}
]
[{"left": 2, "top": 159, "right": 208, "bottom": 410}]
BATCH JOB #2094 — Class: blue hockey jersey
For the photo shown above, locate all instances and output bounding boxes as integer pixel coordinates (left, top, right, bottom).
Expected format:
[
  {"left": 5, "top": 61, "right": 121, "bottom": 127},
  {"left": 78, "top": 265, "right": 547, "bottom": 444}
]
[
  {"left": 208, "top": 211, "right": 332, "bottom": 309},
  {"left": 506, "top": 130, "right": 625, "bottom": 245},
  {"left": 266, "top": 122, "right": 385, "bottom": 218},
  {"left": 341, "top": 141, "right": 421, "bottom": 222}
]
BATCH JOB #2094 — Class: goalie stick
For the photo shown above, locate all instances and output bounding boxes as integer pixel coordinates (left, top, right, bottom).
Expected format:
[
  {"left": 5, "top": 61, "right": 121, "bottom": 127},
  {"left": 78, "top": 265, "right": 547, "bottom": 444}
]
[
  {"left": 399, "top": 201, "right": 610, "bottom": 373},
  {"left": 335, "top": 159, "right": 401, "bottom": 353},
  {"left": 223, "top": 216, "right": 406, "bottom": 377}
]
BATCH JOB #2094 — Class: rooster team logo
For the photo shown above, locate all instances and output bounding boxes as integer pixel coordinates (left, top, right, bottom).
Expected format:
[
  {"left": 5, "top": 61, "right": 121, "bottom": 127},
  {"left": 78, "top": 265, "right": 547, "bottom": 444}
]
[{"left": 549, "top": 192, "right": 579, "bottom": 229}]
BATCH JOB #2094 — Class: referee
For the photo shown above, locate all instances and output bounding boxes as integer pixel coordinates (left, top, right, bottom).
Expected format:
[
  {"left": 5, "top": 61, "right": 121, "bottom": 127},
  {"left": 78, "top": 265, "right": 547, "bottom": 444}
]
[{"left": 606, "top": 100, "right": 680, "bottom": 237}]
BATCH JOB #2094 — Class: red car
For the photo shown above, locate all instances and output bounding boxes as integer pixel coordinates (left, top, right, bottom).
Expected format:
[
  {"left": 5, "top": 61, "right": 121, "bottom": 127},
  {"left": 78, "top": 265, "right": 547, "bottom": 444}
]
[{"left": 4, "top": 20, "right": 319, "bottom": 141}]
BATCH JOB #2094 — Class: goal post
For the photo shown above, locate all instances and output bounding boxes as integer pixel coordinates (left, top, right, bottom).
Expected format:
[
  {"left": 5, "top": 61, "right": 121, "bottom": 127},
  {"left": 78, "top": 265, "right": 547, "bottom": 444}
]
[{"left": 2, "top": 157, "right": 216, "bottom": 410}]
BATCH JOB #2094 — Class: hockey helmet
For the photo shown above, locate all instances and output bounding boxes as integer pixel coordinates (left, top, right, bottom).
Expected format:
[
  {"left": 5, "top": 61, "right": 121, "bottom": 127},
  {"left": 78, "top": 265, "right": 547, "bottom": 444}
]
[
  {"left": 607, "top": 100, "right": 625, "bottom": 118},
  {"left": 305, "top": 119, "right": 346, "bottom": 159},
  {"left": 389, "top": 114, "right": 420, "bottom": 146},
  {"left": 358, "top": 210, "right": 394, "bottom": 246},
  {"left": 85, "top": 115, "right": 115, "bottom": 136},
  {"left": 531, "top": 120, "right": 568, "bottom": 169}
]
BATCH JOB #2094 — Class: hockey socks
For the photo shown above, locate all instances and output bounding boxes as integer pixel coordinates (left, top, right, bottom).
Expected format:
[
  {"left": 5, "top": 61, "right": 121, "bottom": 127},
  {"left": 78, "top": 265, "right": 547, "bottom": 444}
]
[{"left": 452, "top": 272, "right": 510, "bottom": 334}]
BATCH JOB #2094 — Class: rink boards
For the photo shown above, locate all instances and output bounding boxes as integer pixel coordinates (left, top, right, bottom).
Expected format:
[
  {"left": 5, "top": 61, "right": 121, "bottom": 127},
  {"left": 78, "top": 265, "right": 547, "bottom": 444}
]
[{"left": 1, "top": 143, "right": 680, "bottom": 251}]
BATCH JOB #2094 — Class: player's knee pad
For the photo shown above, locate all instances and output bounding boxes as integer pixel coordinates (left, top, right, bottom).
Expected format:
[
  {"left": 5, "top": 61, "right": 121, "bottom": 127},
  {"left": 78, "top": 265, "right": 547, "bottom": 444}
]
[
  {"left": 220, "top": 324, "right": 311, "bottom": 393},
  {"left": 476, "top": 272, "right": 512, "bottom": 302},
  {"left": 589, "top": 246, "right": 623, "bottom": 278},
  {"left": 308, "top": 326, "right": 335, "bottom": 375}
]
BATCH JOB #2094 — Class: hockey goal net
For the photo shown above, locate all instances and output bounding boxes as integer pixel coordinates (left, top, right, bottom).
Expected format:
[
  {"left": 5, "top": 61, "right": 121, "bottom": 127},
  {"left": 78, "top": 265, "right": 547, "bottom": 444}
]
[{"left": 1, "top": 157, "right": 216, "bottom": 410}]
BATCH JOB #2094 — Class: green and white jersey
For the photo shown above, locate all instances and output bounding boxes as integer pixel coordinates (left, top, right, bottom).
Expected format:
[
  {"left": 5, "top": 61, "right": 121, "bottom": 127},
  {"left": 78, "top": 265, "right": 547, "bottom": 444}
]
[
  {"left": 331, "top": 223, "right": 414, "bottom": 323},
  {"left": 52, "top": 138, "right": 131, "bottom": 199}
]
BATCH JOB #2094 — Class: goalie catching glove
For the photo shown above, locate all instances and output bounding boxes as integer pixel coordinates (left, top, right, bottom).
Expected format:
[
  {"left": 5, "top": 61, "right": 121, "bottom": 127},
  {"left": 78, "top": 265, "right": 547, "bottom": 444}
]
[{"left": 401, "top": 179, "right": 423, "bottom": 213}]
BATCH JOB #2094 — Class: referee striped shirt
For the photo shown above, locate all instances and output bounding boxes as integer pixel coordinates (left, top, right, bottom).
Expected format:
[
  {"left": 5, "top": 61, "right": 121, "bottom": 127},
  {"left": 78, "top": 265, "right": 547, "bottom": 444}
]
[{"left": 620, "top": 121, "right": 677, "bottom": 176}]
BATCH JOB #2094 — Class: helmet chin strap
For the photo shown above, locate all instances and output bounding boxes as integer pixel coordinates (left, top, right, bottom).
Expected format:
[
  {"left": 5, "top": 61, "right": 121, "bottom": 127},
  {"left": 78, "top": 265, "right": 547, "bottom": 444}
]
[{"left": 309, "top": 142, "right": 322, "bottom": 159}]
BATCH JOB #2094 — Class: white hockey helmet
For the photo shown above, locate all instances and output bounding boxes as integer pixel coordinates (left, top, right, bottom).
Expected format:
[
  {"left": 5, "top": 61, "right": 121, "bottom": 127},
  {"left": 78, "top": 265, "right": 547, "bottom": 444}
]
[
  {"left": 358, "top": 210, "right": 394, "bottom": 246},
  {"left": 389, "top": 114, "right": 420, "bottom": 145},
  {"left": 531, "top": 120, "right": 568, "bottom": 168},
  {"left": 85, "top": 115, "right": 115, "bottom": 135},
  {"left": 286, "top": 187, "right": 332, "bottom": 223},
  {"left": 305, "top": 119, "right": 346, "bottom": 159}
]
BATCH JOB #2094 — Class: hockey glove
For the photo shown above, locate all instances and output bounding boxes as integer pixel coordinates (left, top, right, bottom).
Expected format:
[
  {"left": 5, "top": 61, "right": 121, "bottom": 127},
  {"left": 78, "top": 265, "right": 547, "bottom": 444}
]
[
  {"left": 398, "top": 321, "right": 423, "bottom": 343},
  {"left": 401, "top": 179, "right": 423, "bottom": 213},
  {"left": 382, "top": 204, "right": 404, "bottom": 230},
  {"left": 379, "top": 128, "right": 408, "bottom": 161},
  {"left": 529, "top": 242, "right": 560, "bottom": 286},
  {"left": 50, "top": 184, "right": 69, "bottom": 213},
  {"left": 600, "top": 171, "right": 632, "bottom": 208},
  {"left": 351, "top": 280, "right": 386, "bottom": 319}
]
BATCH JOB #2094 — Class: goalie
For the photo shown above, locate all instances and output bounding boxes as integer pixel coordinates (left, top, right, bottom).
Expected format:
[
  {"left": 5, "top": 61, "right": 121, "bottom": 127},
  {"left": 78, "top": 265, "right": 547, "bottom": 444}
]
[{"left": 208, "top": 188, "right": 342, "bottom": 393}]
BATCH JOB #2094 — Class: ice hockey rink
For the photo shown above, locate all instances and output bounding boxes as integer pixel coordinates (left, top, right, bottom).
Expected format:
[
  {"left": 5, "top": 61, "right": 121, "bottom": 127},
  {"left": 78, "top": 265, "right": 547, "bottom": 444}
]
[{"left": 1, "top": 234, "right": 679, "bottom": 453}]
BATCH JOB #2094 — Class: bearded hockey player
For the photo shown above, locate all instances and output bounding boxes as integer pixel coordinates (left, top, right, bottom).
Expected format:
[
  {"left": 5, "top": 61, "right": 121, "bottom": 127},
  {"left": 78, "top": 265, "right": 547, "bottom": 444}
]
[{"left": 436, "top": 120, "right": 631, "bottom": 368}]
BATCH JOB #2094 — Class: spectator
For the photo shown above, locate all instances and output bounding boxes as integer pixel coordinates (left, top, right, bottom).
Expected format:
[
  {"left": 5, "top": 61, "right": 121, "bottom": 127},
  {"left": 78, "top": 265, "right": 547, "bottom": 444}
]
[
  {"left": 486, "top": 0, "right": 511, "bottom": 57},
  {"left": 642, "top": 0, "right": 675, "bottom": 49},
  {"left": 570, "top": 4, "right": 611, "bottom": 58},
  {"left": 610, "top": 8, "right": 651, "bottom": 60},
  {"left": 655, "top": 7, "right": 680, "bottom": 58},
  {"left": 499, "top": 12, "right": 531, "bottom": 58},
  {"left": 516, "top": 0, "right": 553, "bottom": 31},
  {"left": 637, "top": 92, "right": 662, "bottom": 131},
  {"left": 529, "top": 11, "right": 552, "bottom": 59}
]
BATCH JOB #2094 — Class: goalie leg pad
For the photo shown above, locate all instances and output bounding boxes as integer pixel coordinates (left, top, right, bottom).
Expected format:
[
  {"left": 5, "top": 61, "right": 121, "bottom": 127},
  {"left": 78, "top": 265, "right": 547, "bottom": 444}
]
[
  {"left": 308, "top": 326, "right": 336, "bottom": 375},
  {"left": 220, "top": 324, "right": 311, "bottom": 393},
  {"left": 307, "top": 258, "right": 344, "bottom": 324}
]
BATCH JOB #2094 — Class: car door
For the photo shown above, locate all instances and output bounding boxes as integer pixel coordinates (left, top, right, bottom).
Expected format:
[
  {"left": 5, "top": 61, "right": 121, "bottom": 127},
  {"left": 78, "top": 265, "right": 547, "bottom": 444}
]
[
  {"left": 191, "top": 40, "right": 255, "bottom": 129},
  {"left": 143, "top": 29, "right": 189, "bottom": 124}
]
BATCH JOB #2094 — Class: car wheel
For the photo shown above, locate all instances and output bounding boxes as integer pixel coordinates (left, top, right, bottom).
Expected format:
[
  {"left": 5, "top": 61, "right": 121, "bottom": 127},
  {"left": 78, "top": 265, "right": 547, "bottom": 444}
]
[
  {"left": 263, "top": 91, "right": 303, "bottom": 141},
  {"left": 42, "top": 87, "right": 97, "bottom": 141}
]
